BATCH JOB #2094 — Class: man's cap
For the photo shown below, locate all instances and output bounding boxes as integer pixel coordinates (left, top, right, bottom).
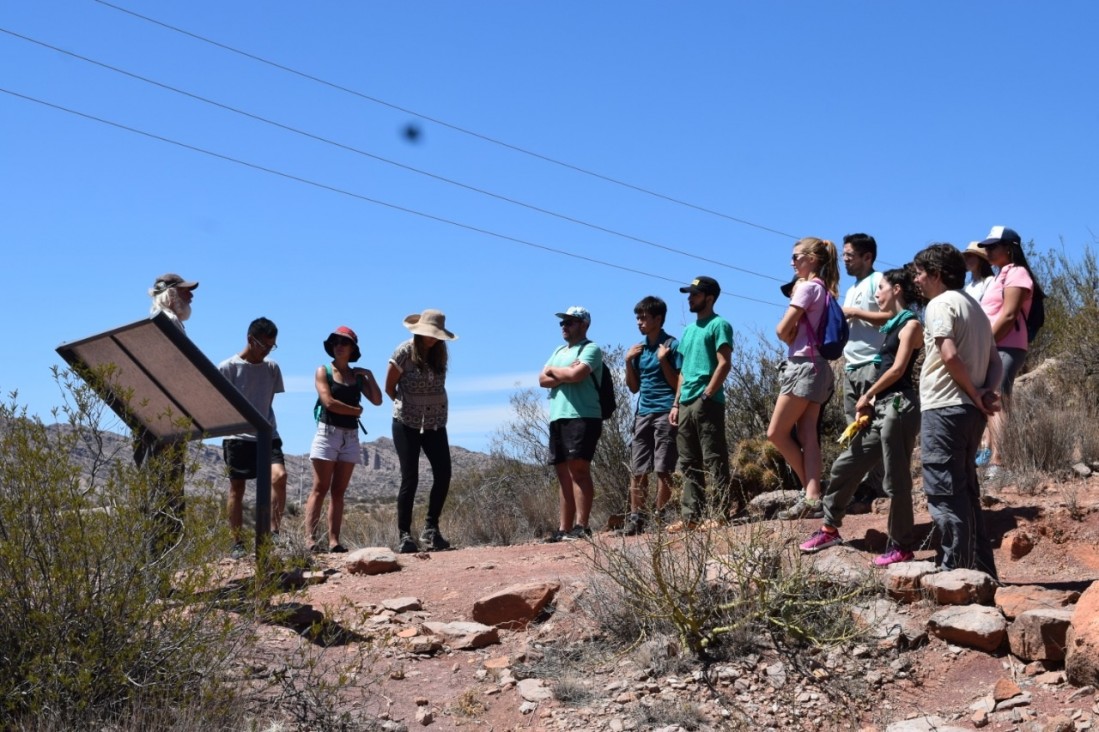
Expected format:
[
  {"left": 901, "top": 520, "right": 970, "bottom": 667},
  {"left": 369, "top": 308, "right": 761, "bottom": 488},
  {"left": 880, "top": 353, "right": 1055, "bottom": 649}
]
[
  {"left": 679, "top": 276, "right": 721, "bottom": 296},
  {"left": 977, "top": 226, "right": 1022, "bottom": 248},
  {"left": 152, "top": 273, "right": 199, "bottom": 294},
  {"left": 554, "top": 306, "right": 591, "bottom": 323}
]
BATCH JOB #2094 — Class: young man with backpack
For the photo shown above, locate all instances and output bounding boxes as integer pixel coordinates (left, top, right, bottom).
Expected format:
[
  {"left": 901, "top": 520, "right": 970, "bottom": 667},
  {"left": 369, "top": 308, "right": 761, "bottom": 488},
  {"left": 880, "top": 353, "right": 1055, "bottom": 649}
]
[
  {"left": 669, "top": 276, "right": 734, "bottom": 531},
  {"left": 540, "top": 306, "right": 605, "bottom": 541},
  {"left": 619, "top": 296, "right": 682, "bottom": 535}
]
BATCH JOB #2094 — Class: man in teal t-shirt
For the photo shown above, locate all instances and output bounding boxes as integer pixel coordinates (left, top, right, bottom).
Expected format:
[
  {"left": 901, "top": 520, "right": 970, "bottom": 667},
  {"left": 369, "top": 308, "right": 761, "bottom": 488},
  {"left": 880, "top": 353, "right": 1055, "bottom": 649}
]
[
  {"left": 620, "top": 295, "right": 682, "bottom": 535},
  {"left": 539, "top": 306, "right": 604, "bottom": 542},
  {"left": 669, "top": 276, "right": 734, "bottom": 528}
]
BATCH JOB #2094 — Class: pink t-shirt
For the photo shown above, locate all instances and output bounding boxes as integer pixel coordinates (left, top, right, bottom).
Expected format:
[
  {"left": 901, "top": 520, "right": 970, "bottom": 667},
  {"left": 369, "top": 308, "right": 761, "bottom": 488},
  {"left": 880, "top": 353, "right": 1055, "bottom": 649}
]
[
  {"left": 788, "top": 278, "right": 828, "bottom": 357},
  {"left": 980, "top": 264, "right": 1033, "bottom": 351}
]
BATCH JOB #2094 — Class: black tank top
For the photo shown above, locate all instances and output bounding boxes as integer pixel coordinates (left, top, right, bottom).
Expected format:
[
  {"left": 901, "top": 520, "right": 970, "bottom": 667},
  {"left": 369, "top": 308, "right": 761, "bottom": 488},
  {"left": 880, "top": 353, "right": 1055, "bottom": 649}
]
[
  {"left": 877, "top": 313, "right": 920, "bottom": 396},
  {"left": 318, "top": 370, "right": 362, "bottom": 429}
]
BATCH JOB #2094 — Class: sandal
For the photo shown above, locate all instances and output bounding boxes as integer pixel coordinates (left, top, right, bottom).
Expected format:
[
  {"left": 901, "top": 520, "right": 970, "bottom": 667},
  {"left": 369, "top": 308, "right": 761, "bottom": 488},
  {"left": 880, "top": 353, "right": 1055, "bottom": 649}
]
[{"left": 328, "top": 543, "right": 348, "bottom": 553}]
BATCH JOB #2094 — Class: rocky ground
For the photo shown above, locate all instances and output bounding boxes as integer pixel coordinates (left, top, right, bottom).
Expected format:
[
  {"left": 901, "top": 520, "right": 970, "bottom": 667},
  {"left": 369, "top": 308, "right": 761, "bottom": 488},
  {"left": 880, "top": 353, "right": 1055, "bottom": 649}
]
[{"left": 224, "top": 468, "right": 1099, "bottom": 732}]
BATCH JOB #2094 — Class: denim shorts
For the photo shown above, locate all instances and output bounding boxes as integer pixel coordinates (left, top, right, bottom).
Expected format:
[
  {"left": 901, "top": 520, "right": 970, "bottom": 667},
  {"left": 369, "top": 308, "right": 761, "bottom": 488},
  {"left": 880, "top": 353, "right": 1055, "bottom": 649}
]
[
  {"left": 779, "top": 357, "right": 834, "bottom": 404},
  {"left": 309, "top": 422, "right": 361, "bottom": 463}
]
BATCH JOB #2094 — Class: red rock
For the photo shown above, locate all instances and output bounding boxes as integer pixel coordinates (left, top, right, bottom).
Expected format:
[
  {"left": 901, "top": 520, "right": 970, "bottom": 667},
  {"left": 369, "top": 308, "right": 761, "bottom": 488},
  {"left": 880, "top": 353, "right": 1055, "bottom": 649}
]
[{"left": 471, "top": 582, "right": 560, "bottom": 630}]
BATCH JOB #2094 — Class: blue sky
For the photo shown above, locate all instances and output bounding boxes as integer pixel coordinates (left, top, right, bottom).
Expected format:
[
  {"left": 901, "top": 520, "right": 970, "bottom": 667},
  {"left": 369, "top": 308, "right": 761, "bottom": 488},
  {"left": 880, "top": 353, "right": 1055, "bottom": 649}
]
[{"left": 2, "top": 1, "right": 1096, "bottom": 454}]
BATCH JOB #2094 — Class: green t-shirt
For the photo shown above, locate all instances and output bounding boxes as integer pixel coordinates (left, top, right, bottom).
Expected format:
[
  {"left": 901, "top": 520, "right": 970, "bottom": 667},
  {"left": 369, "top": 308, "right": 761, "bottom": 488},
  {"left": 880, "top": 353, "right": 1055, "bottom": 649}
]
[
  {"left": 545, "top": 340, "right": 604, "bottom": 420},
  {"left": 678, "top": 314, "right": 733, "bottom": 405}
]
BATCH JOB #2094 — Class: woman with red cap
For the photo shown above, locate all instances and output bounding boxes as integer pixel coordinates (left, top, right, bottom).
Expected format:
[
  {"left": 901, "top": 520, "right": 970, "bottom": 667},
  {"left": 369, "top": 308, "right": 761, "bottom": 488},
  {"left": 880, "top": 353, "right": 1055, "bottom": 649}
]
[{"left": 304, "top": 326, "right": 382, "bottom": 552}]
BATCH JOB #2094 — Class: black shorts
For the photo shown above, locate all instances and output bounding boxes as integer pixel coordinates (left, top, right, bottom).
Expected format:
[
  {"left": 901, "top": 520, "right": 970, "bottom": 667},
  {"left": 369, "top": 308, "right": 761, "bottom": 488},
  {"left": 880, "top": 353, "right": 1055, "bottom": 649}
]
[
  {"left": 223, "top": 438, "right": 285, "bottom": 480},
  {"left": 548, "top": 418, "right": 602, "bottom": 465}
]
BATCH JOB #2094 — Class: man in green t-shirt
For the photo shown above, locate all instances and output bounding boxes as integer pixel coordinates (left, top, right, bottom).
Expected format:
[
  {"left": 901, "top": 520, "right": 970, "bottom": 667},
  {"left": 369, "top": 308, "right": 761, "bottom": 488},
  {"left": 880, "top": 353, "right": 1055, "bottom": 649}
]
[
  {"left": 669, "top": 276, "right": 734, "bottom": 529},
  {"left": 539, "top": 306, "right": 604, "bottom": 542}
]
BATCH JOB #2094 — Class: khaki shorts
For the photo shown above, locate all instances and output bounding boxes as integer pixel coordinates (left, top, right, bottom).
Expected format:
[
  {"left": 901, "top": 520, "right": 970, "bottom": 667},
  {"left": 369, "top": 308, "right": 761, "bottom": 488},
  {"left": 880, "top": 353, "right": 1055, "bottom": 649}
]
[
  {"left": 780, "top": 357, "right": 834, "bottom": 404},
  {"left": 630, "top": 411, "right": 678, "bottom": 474}
]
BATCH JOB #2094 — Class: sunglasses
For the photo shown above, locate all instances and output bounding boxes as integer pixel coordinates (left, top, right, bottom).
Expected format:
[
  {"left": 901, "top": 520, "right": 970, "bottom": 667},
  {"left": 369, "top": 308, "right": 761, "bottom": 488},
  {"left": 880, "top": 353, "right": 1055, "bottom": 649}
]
[
  {"left": 560, "top": 319, "right": 581, "bottom": 328},
  {"left": 332, "top": 336, "right": 355, "bottom": 347},
  {"left": 249, "top": 336, "right": 277, "bottom": 351}
]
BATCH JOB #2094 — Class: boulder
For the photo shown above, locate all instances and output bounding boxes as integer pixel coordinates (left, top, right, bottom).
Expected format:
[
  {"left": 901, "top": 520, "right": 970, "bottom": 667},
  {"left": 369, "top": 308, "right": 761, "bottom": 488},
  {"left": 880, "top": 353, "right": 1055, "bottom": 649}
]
[
  {"left": 883, "top": 561, "right": 939, "bottom": 603},
  {"left": 851, "top": 599, "right": 929, "bottom": 648},
  {"left": 344, "top": 548, "right": 401, "bottom": 576},
  {"left": 922, "top": 569, "right": 996, "bottom": 605},
  {"left": 471, "top": 582, "right": 560, "bottom": 629},
  {"left": 995, "top": 585, "right": 1079, "bottom": 620},
  {"left": 806, "top": 545, "right": 872, "bottom": 586},
  {"left": 382, "top": 596, "right": 423, "bottom": 613},
  {"left": 927, "top": 605, "right": 1007, "bottom": 652},
  {"left": 992, "top": 677, "right": 1021, "bottom": 702},
  {"left": 517, "top": 678, "right": 553, "bottom": 702},
  {"left": 1007, "top": 608, "right": 1073, "bottom": 662},
  {"left": 1003, "top": 529, "right": 1035, "bottom": 560},
  {"left": 1065, "top": 582, "right": 1099, "bottom": 686},
  {"left": 423, "top": 621, "right": 500, "bottom": 650},
  {"left": 749, "top": 490, "right": 802, "bottom": 519}
]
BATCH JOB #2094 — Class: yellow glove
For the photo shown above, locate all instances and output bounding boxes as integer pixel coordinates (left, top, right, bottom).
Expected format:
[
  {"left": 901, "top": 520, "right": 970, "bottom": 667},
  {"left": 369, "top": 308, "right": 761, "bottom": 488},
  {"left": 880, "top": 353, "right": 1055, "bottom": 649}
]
[{"left": 837, "top": 414, "right": 871, "bottom": 445}]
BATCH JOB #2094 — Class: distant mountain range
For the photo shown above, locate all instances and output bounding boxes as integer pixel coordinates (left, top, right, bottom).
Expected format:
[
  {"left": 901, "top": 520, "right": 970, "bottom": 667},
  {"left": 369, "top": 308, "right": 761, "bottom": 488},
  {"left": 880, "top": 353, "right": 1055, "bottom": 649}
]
[{"left": 57, "top": 424, "right": 494, "bottom": 505}]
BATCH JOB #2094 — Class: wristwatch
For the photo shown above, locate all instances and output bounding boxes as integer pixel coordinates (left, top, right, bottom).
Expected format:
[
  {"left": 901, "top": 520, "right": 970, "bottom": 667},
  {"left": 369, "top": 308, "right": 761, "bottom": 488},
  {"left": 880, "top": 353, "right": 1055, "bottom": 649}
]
[{"left": 701, "top": 392, "right": 710, "bottom": 402}]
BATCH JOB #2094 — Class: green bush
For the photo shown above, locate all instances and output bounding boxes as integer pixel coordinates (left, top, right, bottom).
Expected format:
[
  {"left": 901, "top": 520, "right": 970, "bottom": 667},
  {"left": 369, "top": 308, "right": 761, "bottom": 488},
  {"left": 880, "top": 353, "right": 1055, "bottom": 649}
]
[{"left": 0, "top": 373, "right": 249, "bottom": 726}]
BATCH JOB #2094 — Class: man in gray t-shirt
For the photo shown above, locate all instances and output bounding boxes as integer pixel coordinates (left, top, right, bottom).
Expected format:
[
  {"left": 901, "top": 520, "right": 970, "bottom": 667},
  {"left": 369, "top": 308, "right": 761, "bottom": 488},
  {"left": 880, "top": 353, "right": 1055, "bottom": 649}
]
[
  {"left": 840, "top": 233, "right": 889, "bottom": 501},
  {"left": 217, "top": 317, "right": 286, "bottom": 558}
]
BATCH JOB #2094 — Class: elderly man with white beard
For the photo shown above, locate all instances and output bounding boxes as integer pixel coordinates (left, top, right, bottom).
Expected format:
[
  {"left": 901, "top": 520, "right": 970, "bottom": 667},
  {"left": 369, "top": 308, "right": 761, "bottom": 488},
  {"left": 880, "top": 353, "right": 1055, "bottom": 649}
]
[{"left": 137, "top": 272, "right": 199, "bottom": 558}]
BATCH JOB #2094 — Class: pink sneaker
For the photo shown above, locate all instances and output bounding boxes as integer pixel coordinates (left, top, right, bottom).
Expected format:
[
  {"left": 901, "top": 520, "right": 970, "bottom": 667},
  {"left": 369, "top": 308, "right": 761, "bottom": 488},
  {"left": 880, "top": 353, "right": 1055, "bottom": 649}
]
[
  {"left": 799, "top": 528, "right": 842, "bottom": 553},
  {"left": 873, "top": 547, "right": 914, "bottom": 567}
]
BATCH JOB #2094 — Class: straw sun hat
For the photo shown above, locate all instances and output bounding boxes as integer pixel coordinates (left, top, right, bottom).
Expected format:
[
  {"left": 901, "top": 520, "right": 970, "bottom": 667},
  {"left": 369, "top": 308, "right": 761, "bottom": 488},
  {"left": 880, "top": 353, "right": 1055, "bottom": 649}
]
[{"left": 403, "top": 309, "right": 458, "bottom": 340}]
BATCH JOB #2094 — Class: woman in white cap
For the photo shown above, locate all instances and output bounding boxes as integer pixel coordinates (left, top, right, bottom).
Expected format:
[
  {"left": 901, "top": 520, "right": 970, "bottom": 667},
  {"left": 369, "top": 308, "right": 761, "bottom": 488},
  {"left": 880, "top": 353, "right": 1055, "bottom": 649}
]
[
  {"left": 962, "top": 242, "right": 997, "bottom": 304},
  {"left": 305, "top": 326, "right": 382, "bottom": 552},
  {"left": 385, "top": 309, "right": 458, "bottom": 553}
]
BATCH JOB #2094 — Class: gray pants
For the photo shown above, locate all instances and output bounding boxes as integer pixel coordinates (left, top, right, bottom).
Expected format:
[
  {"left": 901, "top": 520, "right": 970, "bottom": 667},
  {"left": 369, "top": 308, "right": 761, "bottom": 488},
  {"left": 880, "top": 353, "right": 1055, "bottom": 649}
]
[
  {"left": 844, "top": 364, "right": 884, "bottom": 495},
  {"left": 921, "top": 405, "right": 998, "bottom": 580},
  {"left": 822, "top": 390, "right": 920, "bottom": 549}
]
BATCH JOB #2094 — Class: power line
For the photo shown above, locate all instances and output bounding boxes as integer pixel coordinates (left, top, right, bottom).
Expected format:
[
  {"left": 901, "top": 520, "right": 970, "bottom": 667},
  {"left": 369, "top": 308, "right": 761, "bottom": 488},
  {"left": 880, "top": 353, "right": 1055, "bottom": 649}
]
[
  {"left": 0, "top": 86, "right": 787, "bottom": 309},
  {"left": 0, "top": 27, "right": 785, "bottom": 285},
  {"left": 93, "top": 0, "right": 800, "bottom": 241}
]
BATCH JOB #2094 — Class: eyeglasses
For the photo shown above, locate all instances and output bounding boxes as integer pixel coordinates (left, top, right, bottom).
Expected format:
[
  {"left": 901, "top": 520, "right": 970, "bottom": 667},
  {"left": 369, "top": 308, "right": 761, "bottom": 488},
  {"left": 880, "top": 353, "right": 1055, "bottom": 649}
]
[
  {"left": 250, "top": 336, "right": 277, "bottom": 351},
  {"left": 560, "top": 319, "right": 581, "bottom": 328}
]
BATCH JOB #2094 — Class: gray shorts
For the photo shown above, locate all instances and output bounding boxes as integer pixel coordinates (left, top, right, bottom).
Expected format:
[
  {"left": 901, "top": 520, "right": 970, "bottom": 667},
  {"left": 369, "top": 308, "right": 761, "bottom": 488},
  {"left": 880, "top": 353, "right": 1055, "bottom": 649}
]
[
  {"left": 630, "top": 411, "right": 678, "bottom": 475},
  {"left": 998, "top": 347, "right": 1027, "bottom": 396},
  {"left": 780, "top": 357, "right": 834, "bottom": 404},
  {"left": 309, "top": 422, "right": 362, "bottom": 463}
]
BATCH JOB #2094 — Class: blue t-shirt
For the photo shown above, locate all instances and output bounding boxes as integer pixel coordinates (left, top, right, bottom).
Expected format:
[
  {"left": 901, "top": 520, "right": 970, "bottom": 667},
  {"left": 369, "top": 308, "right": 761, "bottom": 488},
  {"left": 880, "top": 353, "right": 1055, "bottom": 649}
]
[{"left": 633, "top": 330, "right": 682, "bottom": 414}]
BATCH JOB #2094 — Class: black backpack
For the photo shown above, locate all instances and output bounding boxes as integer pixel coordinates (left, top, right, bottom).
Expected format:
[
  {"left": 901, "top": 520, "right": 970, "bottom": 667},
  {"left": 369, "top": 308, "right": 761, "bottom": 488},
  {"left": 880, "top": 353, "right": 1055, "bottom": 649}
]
[
  {"left": 1025, "top": 288, "right": 1046, "bottom": 343},
  {"left": 577, "top": 342, "right": 617, "bottom": 419}
]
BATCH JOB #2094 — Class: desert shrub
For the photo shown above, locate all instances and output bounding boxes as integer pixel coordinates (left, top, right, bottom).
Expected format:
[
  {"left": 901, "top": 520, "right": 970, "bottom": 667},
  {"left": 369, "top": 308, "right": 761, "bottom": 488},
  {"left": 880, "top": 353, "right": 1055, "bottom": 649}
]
[
  {"left": 0, "top": 370, "right": 381, "bottom": 730},
  {"left": 637, "top": 699, "right": 708, "bottom": 731},
  {"left": 0, "top": 374, "right": 252, "bottom": 727},
  {"left": 582, "top": 517, "right": 872, "bottom": 661},
  {"left": 444, "top": 457, "right": 560, "bottom": 545}
]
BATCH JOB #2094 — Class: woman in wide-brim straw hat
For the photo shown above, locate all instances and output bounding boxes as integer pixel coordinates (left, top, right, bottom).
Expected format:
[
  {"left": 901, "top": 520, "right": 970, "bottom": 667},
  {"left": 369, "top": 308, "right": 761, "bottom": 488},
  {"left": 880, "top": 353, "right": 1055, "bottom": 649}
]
[
  {"left": 385, "top": 309, "right": 458, "bottom": 554},
  {"left": 963, "top": 241, "right": 996, "bottom": 303},
  {"left": 305, "top": 326, "right": 382, "bottom": 553}
]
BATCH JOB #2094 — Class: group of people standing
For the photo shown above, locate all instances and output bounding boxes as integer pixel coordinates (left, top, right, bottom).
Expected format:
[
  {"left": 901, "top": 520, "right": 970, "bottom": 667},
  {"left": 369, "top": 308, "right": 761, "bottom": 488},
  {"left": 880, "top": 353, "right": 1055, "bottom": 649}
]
[
  {"left": 151, "top": 224, "right": 1040, "bottom": 574},
  {"left": 145, "top": 274, "right": 459, "bottom": 558},
  {"left": 769, "top": 228, "right": 1040, "bottom": 577}
]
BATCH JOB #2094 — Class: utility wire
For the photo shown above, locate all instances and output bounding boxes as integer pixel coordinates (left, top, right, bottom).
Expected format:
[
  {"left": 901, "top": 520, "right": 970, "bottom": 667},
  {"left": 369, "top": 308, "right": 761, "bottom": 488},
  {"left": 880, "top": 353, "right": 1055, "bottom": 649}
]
[
  {"left": 93, "top": 0, "right": 799, "bottom": 240},
  {"left": 0, "top": 86, "right": 787, "bottom": 309},
  {"left": 0, "top": 27, "right": 785, "bottom": 284}
]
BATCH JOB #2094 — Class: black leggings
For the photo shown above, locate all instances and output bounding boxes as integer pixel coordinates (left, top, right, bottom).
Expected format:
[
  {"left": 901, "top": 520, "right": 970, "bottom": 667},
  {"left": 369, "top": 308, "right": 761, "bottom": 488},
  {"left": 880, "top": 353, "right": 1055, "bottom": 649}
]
[{"left": 393, "top": 419, "right": 452, "bottom": 534}]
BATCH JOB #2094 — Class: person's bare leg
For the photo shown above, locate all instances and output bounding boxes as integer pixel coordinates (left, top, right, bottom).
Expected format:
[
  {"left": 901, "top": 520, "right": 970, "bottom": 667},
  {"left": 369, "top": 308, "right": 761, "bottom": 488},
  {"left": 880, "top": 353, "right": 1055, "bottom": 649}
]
[
  {"left": 305, "top": 458, "right": 334, "bottom": 547},
  {"left": 555, "top": 463, "right": 577, "bottom": 531},
  {"left": 569, "top": 459, "right": 595, "bottom": 528},
  {"left": 795, "top": 403, "right": 824, "bottom": 500},
  {"left": 327, "top": 461, "right": 356, "bottom": 548},
  {"left": 270, "top": 463, "right": 288, "bottom": 534},
  {"left": 227, "top": 478, "right": 246, "bottom": 542},
  {"left": 767, "top": 394, "right": 811, "bottom": 487}
]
